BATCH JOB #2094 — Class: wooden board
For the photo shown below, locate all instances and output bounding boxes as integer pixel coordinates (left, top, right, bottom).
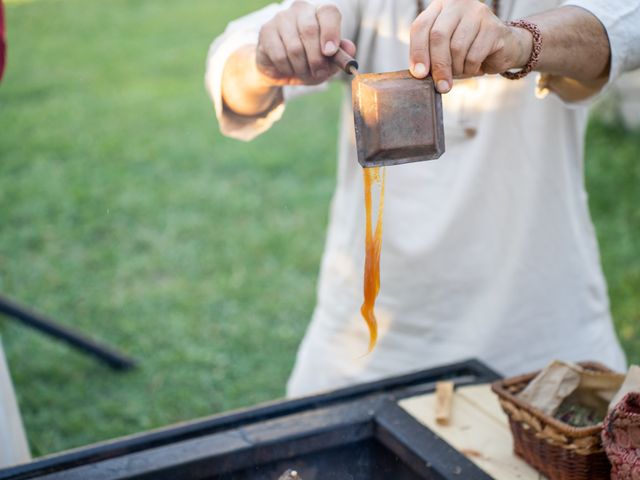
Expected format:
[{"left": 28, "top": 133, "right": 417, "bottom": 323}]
[{"left": 400, "top": 384, "right": 547, "bottom": 480}]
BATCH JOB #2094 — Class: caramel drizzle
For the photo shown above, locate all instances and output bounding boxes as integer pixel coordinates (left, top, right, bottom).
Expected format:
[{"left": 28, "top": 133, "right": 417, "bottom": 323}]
[{"left": 361, "top": 166, "right": 386, "bottom": 352}]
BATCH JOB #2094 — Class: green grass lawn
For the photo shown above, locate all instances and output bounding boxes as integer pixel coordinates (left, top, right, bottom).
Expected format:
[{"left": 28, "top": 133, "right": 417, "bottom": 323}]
[{"left": 0, "top": 0, "right": 639, "bottom": 457}]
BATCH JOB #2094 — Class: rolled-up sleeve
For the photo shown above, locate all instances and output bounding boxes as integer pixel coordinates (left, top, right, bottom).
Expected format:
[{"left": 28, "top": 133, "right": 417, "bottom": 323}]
[
  {"left": 205, "top": 0, "right": 360, "bottom": 142},
  {"left": 543, "top": 0, "right": 640, "bottom": 104}
]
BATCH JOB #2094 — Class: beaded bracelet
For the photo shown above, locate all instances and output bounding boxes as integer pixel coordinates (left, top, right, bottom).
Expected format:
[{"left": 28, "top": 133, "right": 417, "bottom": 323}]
[{"left": 500, "top": 20, "right": 542, "bottom": 80}]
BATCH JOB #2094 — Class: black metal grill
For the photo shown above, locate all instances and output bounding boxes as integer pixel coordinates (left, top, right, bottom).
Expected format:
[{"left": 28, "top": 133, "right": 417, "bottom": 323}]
[{"left": 0, "top": 359, "right": 500, "bottom": 480}]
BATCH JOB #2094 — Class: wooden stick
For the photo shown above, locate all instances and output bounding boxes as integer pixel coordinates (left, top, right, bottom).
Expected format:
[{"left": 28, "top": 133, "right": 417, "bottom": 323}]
[{"left": 435, "top": 381, "right": 455, "bottom": 425}]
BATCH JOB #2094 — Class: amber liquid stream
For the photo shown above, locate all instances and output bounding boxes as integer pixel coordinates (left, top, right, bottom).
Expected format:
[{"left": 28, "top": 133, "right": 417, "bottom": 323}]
[{"left": 361, "top": 166, "right": 386, "bottom": 353}]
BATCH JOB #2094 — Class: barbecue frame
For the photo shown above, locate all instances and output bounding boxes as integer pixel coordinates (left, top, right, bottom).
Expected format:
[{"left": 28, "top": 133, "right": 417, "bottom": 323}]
[{"left": 1, "top": 359, "right": 500, "bottom": 480}]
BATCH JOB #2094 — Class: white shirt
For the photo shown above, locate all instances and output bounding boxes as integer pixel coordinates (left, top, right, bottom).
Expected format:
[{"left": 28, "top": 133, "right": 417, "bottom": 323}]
[
  {"left": 0, "top": 342, "right": 30, "bottom": 467},
  {"left": 206, "top": 0, "right": 640, "bottom": 397}
]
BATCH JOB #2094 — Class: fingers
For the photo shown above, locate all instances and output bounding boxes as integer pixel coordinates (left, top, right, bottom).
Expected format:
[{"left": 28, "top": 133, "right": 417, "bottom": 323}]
[
  {"left": 464, "top": 22, "right": 501, "bottom": 76},
  {"left": 410, "top": 3, "right": 441, "bottom": 79},
  {"left": 257, "top": 1, "right": 347, "bottom": 85},
  {"left": 409, "top": 0, "right": 507, "bottom": 91},
  {"left": 277, "top": 12, "right": 310, "bottom": 78},
  {"left": 257, "top": 23, "right": 294, "bottom": 79},
  {"left": 410, "top": 0, "right": 462, "bottom": 92},
  {"left": 340, "top": 38, "right": 357, "bottom": 57},
  {"left": 316, "top": 4, "right": 341, "bottom": 55},
  {"left": 450, "top": 17, "right": 481, "bottom": 77},
  {"left": 296, "top": 4, "right": 330, "bottom": 78},
  {"left": 428, "top": 9, "right": 462, "bottom": 92}
]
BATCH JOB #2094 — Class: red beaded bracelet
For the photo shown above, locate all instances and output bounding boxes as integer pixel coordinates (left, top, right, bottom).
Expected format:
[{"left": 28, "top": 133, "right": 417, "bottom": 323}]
[{"left": 500, "top": 20, "right": 542, "bottom": 80}]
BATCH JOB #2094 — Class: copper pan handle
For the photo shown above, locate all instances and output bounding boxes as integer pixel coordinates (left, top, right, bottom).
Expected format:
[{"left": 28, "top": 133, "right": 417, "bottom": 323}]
[{"left": 331, "top": 47, "right": 358, "bottom": 75}]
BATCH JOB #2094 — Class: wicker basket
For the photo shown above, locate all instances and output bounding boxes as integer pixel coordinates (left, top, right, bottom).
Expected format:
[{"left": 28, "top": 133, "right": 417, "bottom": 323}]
[{"left": 491, "top": 362, "right": 613, "bottom": 480}]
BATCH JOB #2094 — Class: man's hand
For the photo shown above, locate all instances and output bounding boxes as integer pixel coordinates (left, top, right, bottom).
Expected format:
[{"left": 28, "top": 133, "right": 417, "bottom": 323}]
[
  {"left": 222, "top": 1, "right": 356, "bottom": 117},
  {"left": 409, "top": 0, "right": 532, "bottom": 92},
  {"left": 256, "top": 0, "right": 356, "bottom": 86}
]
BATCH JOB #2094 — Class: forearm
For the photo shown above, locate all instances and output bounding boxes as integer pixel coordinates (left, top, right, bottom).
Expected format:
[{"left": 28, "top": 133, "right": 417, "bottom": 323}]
[
  {"left": 221, "top": 44, "right": 283, "bottom": 117},
  {"left": 525, "top": 6, "right": 611, "bottom": 81}
]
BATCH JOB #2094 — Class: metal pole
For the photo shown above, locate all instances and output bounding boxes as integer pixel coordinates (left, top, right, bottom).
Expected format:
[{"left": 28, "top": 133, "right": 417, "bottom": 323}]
[{"left": 0, "top": 294, "right": 136, "bottom": 371}]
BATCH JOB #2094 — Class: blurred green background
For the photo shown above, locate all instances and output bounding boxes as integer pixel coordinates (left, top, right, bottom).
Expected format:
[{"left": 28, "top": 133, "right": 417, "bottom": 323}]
[{"left": 0, "top": 0, "right": 638, "bottom": 457}]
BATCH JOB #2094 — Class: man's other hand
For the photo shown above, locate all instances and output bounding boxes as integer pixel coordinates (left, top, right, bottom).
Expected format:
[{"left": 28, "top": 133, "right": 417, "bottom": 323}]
[
  {"left": 256, "top": 1, "right": 356, "bottom": 86},
  {"left": 409, "top": 0, "right": 532, "bottom": 93}
]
